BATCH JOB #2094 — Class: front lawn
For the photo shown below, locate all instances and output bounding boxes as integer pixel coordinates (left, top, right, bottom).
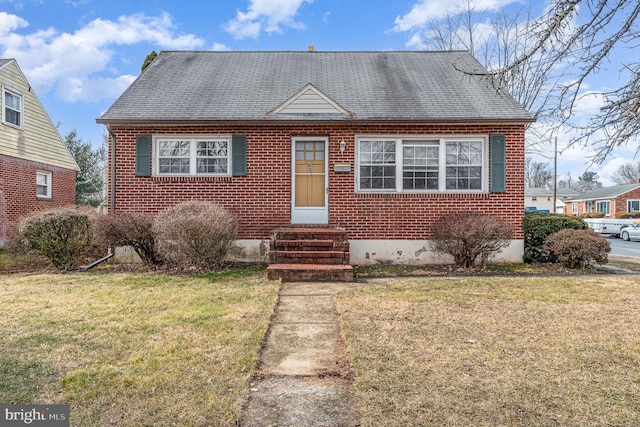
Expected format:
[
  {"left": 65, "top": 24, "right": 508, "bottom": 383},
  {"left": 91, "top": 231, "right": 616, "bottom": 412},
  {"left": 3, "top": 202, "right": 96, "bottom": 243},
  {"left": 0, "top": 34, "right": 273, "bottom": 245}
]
[
  {"left": 336, "top": 276, "right": 640, "bottom": 426},
  {"left": 0, "top": 269, "right": 279, "bottom": 426}
]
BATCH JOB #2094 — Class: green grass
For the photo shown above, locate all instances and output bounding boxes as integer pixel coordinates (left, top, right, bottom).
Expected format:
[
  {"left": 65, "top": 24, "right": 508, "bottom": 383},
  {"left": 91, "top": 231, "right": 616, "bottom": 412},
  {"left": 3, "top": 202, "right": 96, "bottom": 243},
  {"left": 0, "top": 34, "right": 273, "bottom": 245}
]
[
  {"left": 0, "top": 270, "right": 279, "bottom": 426},
  {"left": 336, "top": 276, "right": 640, "bottom": 426}
]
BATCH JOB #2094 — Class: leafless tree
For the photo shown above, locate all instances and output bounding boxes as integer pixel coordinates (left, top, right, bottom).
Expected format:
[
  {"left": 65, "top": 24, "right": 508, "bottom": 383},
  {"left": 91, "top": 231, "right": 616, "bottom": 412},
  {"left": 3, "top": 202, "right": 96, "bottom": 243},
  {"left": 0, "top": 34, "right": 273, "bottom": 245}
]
[
  {"left": 611, "top": 162, "right": 640, "bottom": 185},
  {"left": 494, "top": 0, "right": 640, "bottom": 162},
  {"left": 524, "top": 159, "right": 554, "bottom": 188},
  {"left": 420, "top": 0, "right": 640, "bottom": 162}
]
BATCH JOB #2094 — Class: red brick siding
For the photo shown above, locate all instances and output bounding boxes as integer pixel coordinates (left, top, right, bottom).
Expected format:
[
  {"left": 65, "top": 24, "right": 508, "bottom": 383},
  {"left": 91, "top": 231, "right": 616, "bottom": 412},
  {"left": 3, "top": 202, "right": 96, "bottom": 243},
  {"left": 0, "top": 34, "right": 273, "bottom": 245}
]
[
  {"left": 107, "top": 122, "right": 526, "bottom": 240},
  {"left": 0, "top": 154, "right": 77, "bottom": 242}
]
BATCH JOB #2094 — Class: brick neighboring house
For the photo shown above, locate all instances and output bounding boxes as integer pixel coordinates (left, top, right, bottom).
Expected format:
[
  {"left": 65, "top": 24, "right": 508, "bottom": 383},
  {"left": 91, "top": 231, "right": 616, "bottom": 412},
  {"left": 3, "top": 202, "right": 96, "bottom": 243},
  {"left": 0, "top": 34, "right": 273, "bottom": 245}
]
[
  {"left": 0, "top": 59, "right": 79, "bottom": 246},
  {"left": 525, "top": 187, "right": 580, "bottom": 213},
  {"left": 564, "top": 183, "right": 640, "bottom": 217},
  {"left": 97, "top": 50, "right": 534, "bottom": 275}
]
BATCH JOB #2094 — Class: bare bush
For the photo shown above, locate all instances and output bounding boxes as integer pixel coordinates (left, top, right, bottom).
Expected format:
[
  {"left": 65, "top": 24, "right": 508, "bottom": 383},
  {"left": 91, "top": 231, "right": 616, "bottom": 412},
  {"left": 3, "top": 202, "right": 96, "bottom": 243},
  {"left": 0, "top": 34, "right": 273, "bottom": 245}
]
[
  {"left": 94, "top": 212, "right": 162, "bottom": 265},
  {"left": 430, "top": 212, "right": 513, "bottom": 269},
  {"left": 153, "top": 201, "right": 237, "bottom": 270},
  {"left": 19, "top": 207, "right": 95, "bottom": 271},
  {"left": 544, "top": 229, "right": 610, "bottom": 269}
]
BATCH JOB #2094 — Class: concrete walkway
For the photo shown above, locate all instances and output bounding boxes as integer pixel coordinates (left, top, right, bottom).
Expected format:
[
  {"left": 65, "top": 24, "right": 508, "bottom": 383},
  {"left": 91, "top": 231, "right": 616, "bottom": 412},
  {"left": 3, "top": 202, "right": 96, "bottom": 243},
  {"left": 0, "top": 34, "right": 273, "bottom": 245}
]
[{"left": 239, "top": 282, "right": 365, "bottom": 427}]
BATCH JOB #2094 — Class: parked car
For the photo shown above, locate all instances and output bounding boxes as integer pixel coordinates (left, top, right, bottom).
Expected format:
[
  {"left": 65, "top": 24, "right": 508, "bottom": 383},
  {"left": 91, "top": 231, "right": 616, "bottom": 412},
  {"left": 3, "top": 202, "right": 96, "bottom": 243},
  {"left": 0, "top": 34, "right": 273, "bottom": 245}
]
[{"left": 620, "top": 223, "right": 640, "bottom": 241}]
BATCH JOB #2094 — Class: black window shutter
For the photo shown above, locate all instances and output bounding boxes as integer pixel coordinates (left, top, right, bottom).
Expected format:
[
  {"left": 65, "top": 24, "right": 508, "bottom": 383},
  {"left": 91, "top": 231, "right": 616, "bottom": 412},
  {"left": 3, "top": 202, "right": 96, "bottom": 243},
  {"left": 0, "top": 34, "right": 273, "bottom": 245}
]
[
  {"left": 232, "top": 134, "right": 247, "bottom": 177},
  {"left": 135, "top": 135, "right": 151, "bottom": 177},
  {"left": 490, "top": 134, "right": 506, "bottom": 193}
]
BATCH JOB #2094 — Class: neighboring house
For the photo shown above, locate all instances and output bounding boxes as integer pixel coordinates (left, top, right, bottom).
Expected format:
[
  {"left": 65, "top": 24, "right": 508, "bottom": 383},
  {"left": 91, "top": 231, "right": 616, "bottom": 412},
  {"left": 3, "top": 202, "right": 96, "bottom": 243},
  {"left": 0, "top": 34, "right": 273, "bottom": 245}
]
[
  {"left": 97, "top": 50, "right": 534, "bottom": 269},
  {"left": 525, "top": 187, "right": 580, "bottom": 213},
  {"left": 0, "top": 59, "right": 79, "bottom": 245},
  {"left": 565, "top": 183, "right": 640, "bottom": 217}
]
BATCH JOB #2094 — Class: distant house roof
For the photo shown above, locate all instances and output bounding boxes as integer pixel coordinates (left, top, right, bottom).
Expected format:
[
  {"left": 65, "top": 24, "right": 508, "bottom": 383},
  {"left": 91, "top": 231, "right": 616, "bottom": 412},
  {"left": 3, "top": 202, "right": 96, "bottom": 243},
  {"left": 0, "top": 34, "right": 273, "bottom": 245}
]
[
  {"left": 569, "top": 183, "right": 640, "bottom": 201},
  {"left": 525, "top": 187, "right": 580, "bottom": 197},
  {"left": 97, "top": 50, "right": 534, "bottom": 124}
]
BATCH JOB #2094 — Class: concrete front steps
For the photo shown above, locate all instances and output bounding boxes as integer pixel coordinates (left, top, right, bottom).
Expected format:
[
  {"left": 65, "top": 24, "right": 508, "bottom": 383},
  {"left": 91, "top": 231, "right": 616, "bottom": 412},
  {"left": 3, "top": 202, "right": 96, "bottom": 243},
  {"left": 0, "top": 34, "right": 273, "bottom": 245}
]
[{"left": 266, "top": 227, "right": 353, "bottom": 282}]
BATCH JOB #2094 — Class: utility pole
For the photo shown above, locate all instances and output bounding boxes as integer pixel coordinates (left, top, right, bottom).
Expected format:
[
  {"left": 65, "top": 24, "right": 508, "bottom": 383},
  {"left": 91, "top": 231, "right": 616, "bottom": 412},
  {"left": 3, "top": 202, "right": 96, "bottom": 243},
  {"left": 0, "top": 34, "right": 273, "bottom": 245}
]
[{"left": 553, "top": 136, "right": 558, "bottom": 213}]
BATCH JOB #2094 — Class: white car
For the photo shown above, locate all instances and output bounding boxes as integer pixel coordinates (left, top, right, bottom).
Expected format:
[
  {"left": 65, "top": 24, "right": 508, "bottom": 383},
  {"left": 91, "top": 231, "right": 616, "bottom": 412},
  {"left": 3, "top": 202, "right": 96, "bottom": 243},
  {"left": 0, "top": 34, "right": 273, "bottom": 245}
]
[{"left": 620, "top": 223, "right": 640, "bottom": 241}]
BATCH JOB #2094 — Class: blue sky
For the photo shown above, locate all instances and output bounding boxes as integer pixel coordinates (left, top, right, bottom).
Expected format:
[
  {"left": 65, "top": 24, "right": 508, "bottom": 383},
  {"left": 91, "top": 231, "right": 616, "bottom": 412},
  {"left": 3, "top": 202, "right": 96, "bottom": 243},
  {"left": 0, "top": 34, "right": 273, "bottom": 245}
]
[{"left": 0, "top": 0, "right": 636, "bottom": 185}]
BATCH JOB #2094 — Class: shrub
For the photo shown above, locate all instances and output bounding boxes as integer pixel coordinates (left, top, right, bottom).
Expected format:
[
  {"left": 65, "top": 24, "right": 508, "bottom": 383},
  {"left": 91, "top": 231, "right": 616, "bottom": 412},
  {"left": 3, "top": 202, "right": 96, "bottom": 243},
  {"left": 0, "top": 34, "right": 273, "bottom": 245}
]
[
  {"left": 580, "top": 212, "right": 606, "bottom": 218},
  {"left": 430, "top": 212, "right": 513, "bottom": 269},
  {"left": 544, "top": 229, "right": 610, "bottom": 269},
  {"left": 19, "top": 207, "right": 95, "bottom": 271},
  {"left": 153, "top": 201, "right": 237, "bottom": 270},
  {"left": 615, "top": 212, "right": 640, "bottom": 219},
  {"left": 523, "top": 213, "right": 589, "bottom": 262},
  {"left": 94, "top": 212, "right": 163, "bottom": 265}
]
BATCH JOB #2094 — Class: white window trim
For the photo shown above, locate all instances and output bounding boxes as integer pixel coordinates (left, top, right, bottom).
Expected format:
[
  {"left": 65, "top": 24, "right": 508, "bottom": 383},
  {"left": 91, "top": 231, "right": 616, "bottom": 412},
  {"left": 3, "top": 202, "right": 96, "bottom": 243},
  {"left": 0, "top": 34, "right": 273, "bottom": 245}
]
[
  {"left": 153, "top": 135, "right": 232, "bottom": 177},
  {"left": 572, "top": 202, "right": 578, "bottom": 214},
  {"left": 355, "top": 135, "right": 489, "bottom": 193},
  {"left": 628, "top": 199, "right": 640, "bottom": 212},
  {"left": 36, "top": 171, "right": 52, "bottom": 199},
  {"left": 596, "top": 200, "right": 610, "bottom": 215},
  {"left": 2, "top": 85, "right": 24, "bottom": 129}
]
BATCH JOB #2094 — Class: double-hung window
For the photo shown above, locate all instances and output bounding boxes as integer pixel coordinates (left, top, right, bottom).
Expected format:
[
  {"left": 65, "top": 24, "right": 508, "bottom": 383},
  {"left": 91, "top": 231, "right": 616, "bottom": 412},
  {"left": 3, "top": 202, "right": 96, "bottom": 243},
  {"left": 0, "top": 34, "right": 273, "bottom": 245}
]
[
  {"left": 357, "top": 137, "right": 486, "bottom": 193},
  {"left": 3, "top": 86, "right": 23, "bottom": 128},
  {"left": 156, "top": 137, "right": 230, "bottom": 176},
  {"left": 36, "top": 171, "right": 52, "bottom": 198},
  {"left": 628, "top": 200, "right": 640, "bottom": 213}
]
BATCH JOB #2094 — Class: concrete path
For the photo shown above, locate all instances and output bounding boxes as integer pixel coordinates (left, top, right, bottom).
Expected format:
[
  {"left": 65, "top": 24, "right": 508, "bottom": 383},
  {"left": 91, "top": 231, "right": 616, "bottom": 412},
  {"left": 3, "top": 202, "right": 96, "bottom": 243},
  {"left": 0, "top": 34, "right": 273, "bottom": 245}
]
[{"left": 239, "top": 282, "right": 365, "bottom": 427}]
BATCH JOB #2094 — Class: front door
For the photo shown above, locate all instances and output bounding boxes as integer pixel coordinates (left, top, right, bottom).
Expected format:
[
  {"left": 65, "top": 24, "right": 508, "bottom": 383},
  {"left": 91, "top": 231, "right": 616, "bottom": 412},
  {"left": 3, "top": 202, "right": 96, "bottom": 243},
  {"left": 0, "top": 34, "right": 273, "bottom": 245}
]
[{"left": 291, "top": 137, "right": 328, "bottom": 224}]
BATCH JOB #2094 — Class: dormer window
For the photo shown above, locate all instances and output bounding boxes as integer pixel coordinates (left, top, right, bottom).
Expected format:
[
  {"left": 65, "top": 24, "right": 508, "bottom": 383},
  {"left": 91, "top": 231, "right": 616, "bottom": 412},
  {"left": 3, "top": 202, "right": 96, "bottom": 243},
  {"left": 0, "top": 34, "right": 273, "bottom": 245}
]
[{"left": 3, "top": 86, "right": 23, "bottom": 129}]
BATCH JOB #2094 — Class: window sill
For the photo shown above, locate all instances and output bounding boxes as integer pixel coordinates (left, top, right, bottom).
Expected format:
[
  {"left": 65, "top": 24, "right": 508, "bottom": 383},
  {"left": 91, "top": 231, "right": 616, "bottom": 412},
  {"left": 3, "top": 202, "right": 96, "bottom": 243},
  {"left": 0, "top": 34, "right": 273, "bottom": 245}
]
[
  {"left": 355, "top": 192, "right": 492, "bottom": 199},
  {"left": 2, "top": 121, "right": 23, "bottom": 130},
  {"left": 151, "top": 175, "right": 233, "bottom": 182}
]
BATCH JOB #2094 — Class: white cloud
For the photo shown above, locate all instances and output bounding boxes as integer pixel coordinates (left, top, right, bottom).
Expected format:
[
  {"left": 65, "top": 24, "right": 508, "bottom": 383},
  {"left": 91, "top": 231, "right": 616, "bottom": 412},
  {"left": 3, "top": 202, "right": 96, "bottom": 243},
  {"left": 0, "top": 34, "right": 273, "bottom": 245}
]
[
  {"left": 0, "top": 12, "right": 205, "bottom": 102},
  {"left": 224, "top": 0, "right": 312, "bottom": 40},
  {"left": 212, "top": 42, "right": 231, "bottom": 51},
  {"left": 394, "top": 0, "right": 521, "bottom": 33},
  {"left": 0, "top": 11, "right": 28, "bottom": 35}
]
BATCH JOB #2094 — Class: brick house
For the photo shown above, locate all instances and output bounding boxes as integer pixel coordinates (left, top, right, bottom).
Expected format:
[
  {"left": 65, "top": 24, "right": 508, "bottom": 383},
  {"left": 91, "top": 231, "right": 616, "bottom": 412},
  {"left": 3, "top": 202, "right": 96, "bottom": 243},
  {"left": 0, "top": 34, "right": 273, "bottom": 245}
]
[
  {"left": 564, "top": 183, "right": 640, "bottom": 217},
  {"left": 0, "top": 59, "right": 79, "bottom": 245},
  {"left": 97, "top": 50, "right": 533, "bottom": 278}
]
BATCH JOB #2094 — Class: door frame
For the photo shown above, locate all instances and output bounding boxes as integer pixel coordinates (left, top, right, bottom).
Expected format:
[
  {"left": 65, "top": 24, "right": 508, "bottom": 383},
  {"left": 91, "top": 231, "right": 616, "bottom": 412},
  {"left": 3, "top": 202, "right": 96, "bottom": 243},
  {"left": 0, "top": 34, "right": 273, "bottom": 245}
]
[{"left": 291, "top": 136, "right": 329, "bottom": 225}]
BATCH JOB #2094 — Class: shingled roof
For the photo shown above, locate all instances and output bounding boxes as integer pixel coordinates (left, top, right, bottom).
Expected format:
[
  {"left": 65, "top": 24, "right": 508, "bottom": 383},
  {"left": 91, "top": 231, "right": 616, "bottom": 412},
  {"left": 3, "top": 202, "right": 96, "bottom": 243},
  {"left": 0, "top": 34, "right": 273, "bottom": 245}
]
[
  {"left": 569, "top": 183, "right": 640, "bottom": 201},
  {"left": 97, "top": 50, "right": 534, "bottom": 123}
]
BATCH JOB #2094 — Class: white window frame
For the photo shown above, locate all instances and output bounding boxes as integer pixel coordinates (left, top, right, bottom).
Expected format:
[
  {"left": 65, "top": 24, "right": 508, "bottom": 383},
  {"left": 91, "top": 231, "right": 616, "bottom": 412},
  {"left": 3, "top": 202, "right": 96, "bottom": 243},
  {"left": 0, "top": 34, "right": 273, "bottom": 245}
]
[
  {"left": 153, "top": 135, "right": 232, "bottom": 177},
  {"left": 596, "top": 200, "right": 610, "bottom": 215},
  {"left": 36, "top": 171, "right": 52, "bottom": 199},
  {"left": 628, "top": 199, "right": 640, "bottom": 213},
  {"left": 2, "top": 85, "right": 23, "bottom": 129},
  {"left": 355, "top": 135, "right": 488, "bottom": 193},
  {"left": 572, "top": 202, "right": 578, "bottom": 214}
]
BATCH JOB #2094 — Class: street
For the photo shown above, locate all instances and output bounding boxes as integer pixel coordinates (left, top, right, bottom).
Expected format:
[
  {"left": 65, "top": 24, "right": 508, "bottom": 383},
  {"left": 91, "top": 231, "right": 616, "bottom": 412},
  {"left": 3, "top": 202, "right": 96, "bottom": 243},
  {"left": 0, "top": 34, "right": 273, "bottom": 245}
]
[{"left": 608, "top": 236, "right": 640, "bottom": 259}]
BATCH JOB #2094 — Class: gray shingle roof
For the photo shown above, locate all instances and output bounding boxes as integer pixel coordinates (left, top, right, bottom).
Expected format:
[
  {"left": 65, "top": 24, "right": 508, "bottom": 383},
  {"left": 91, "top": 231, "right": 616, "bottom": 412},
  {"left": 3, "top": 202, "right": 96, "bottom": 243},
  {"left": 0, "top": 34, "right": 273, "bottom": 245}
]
[
  {"left": 525, "top": 187, "right": 580, "bottom": 196},
  {"left": 98, "top": 51, "right": 534, "bottom": 123},
  {"left": 0, "top": 59, "right": 13, "bottom": 69},
  {"left": 569, "top": 183, "right": 640, "bottom": 201}
]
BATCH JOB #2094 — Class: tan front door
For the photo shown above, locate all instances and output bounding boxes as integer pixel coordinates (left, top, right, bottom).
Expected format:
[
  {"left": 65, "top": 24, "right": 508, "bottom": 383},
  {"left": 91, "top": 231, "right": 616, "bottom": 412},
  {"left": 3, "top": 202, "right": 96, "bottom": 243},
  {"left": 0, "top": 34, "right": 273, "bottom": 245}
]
[{"left": 291, "top": 137, "right": 328, "bottom": 224}]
